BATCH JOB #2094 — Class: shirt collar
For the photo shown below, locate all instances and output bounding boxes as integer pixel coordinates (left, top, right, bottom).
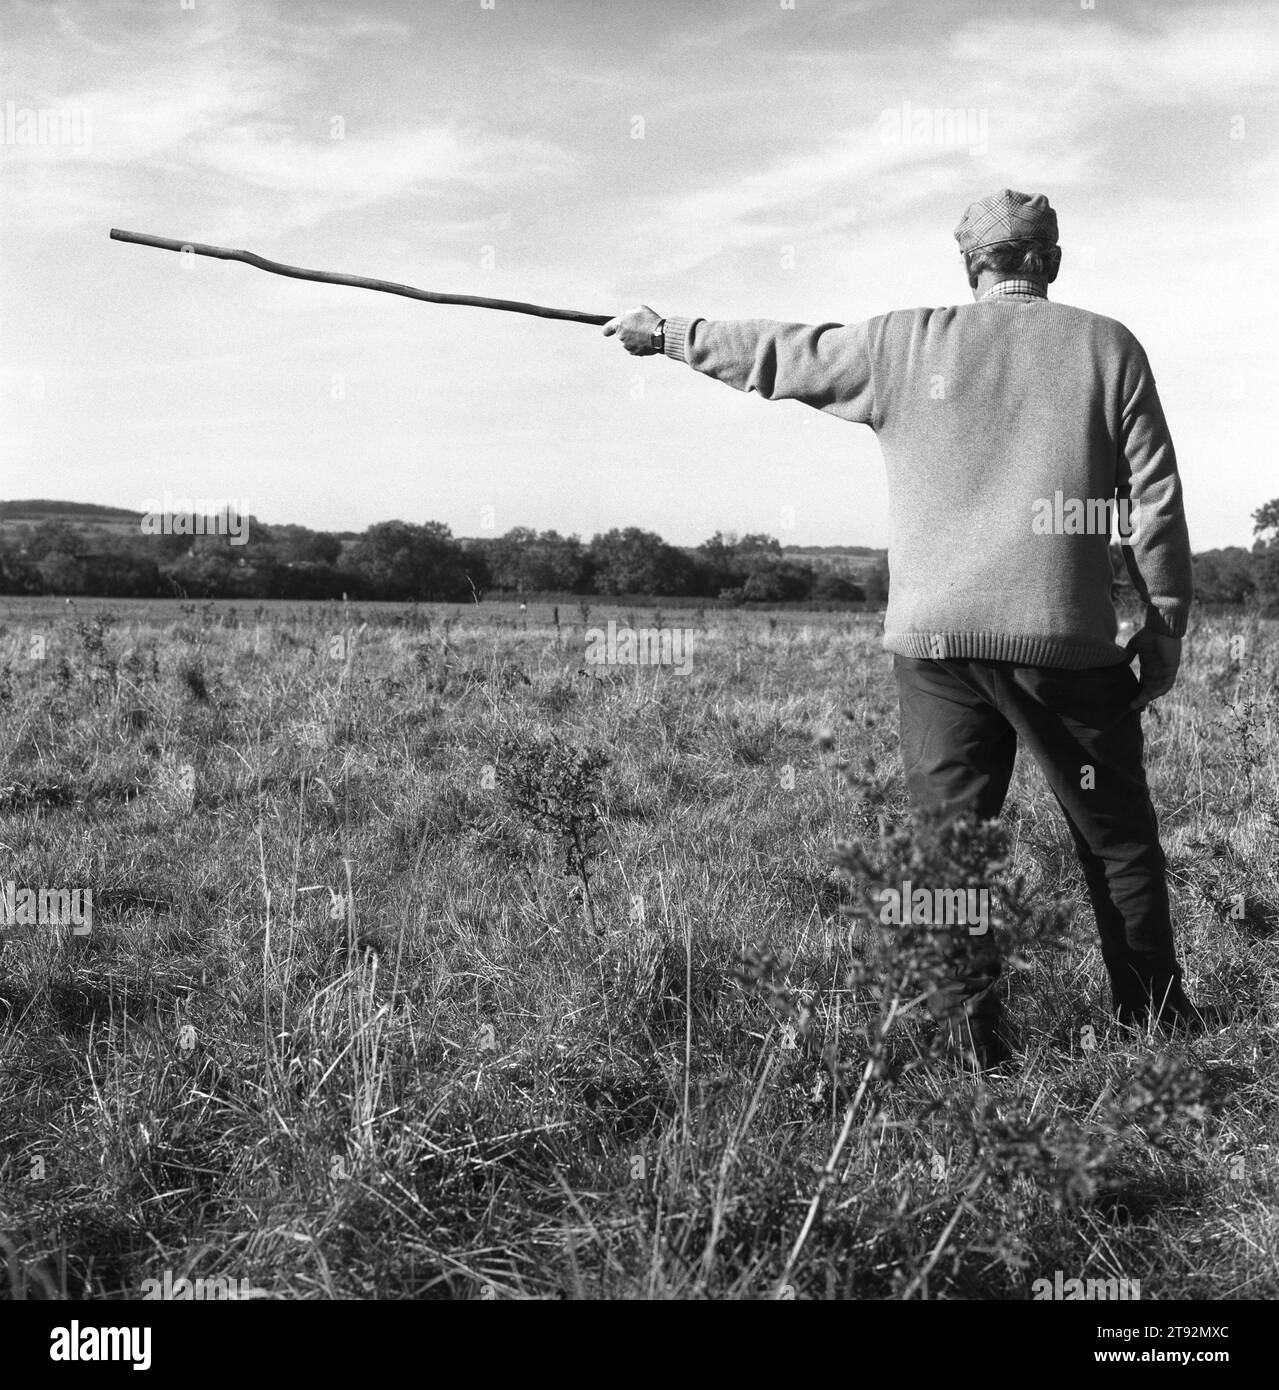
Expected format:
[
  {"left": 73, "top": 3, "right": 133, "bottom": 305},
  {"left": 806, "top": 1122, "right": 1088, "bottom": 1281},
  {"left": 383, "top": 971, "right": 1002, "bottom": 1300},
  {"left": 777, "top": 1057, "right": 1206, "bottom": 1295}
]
[{"left": 981, "top": 279, "right": 1048, "bottom": 300}]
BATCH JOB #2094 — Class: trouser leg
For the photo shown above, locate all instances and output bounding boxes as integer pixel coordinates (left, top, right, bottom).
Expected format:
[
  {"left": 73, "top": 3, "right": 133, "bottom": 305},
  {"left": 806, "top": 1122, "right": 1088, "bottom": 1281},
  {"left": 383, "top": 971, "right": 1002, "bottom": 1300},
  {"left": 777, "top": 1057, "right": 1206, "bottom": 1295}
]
[
  {"left": 993, "top": 660, "right": 1185, "bottom": 1020},
  {"left": 892, "top": 656, "right": 1015, "bottom": 1051},
  {"left": 893, "top": 655, "right": 1017, "bottom": 822}
]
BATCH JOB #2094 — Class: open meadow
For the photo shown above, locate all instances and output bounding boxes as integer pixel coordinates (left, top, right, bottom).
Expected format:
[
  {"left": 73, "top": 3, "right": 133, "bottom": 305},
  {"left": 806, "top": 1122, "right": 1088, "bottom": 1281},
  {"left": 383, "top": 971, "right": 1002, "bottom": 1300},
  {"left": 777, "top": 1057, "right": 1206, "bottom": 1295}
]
[{"left": 0, "top": 596, "right": 1276, "bottom": 1299}]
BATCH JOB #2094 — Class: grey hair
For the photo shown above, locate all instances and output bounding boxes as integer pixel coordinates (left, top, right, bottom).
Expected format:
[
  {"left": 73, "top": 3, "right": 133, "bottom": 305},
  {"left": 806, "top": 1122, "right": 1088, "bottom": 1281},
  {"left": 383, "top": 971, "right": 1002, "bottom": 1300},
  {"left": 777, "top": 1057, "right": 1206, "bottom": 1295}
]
[{"left": 964, "top": 239, "right": 1061, "bottom": 282}]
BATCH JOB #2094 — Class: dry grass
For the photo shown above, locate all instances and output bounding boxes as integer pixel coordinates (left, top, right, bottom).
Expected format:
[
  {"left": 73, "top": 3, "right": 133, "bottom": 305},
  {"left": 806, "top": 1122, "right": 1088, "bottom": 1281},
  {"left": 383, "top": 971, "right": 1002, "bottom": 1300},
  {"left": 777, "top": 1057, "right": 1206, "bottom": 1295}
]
[{"left": 0, "top": 596, "right": 1275, "bottom": 1300}]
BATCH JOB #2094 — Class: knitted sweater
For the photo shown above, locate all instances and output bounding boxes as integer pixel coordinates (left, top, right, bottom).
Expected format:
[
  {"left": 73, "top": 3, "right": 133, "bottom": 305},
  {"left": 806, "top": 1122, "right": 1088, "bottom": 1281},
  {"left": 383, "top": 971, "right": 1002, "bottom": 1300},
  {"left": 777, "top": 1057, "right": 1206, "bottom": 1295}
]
[{"left": 662, "top": 298, "right": 1192, "bottom": 668}]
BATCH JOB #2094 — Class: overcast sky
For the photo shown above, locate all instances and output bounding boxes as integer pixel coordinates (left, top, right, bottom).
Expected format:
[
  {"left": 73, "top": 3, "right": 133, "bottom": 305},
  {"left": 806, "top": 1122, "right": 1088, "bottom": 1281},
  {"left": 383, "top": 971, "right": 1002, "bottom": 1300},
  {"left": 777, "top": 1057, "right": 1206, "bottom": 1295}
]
[{"left": 2, "top": 0, "right": 1275, "bottom": 549}]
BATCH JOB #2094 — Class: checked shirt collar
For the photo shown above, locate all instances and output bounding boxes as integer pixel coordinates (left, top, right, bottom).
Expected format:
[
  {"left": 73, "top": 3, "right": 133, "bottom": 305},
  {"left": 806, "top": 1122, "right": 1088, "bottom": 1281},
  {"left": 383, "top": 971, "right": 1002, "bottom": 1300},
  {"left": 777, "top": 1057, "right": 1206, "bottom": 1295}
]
[{"left": 981, "top": 278, "right": 1048, "bottom": 300}]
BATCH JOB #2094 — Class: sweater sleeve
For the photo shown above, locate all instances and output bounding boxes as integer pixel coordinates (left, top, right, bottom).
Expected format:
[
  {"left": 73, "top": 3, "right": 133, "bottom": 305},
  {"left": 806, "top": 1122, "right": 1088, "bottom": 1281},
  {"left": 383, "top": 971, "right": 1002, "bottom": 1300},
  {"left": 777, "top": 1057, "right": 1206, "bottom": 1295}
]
[
  {"left": 661, "top": 315, "right": 876, "bottom": 425},
  {"left": 1116, "top": 347, "right": 1194, "bottom": 639}
]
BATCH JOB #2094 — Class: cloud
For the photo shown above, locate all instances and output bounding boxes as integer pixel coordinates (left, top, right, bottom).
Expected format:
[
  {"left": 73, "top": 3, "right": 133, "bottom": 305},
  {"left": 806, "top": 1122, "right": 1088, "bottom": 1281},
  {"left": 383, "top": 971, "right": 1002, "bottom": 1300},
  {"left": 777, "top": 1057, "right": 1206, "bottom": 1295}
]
[
  {"left": 2, "top": 0, "right": 571, "bottom": 232},
  {"left": 949, "top": 5, "right": 1279, "bottom": 101}
]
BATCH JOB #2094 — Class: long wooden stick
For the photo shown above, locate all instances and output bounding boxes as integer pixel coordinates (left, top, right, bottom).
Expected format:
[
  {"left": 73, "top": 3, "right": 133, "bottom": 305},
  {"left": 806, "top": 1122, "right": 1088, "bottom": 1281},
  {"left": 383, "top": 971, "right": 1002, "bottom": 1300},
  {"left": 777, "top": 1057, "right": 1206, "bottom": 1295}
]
[{"left": 108, "top": 228, "right": 613, "bottom": 326}]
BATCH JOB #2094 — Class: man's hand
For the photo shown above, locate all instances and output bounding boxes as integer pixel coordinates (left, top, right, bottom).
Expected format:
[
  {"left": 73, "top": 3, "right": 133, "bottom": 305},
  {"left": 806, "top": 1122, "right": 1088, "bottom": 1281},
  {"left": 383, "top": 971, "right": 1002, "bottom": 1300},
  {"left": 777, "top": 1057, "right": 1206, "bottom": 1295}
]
[
  {"left": 602, "top": 304, "right": 662, "bottom": 356},
  {"left": 1125, "top": 627, "right": 1182, "bottom": 711}
]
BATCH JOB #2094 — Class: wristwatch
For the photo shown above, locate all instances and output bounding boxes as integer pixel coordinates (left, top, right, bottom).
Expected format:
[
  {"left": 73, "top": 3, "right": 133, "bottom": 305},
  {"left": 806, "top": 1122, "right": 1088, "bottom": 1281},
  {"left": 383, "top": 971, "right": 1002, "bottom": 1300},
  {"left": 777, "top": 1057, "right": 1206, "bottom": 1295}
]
[{"left": 650, "top": 318, "right": 666, "bottom": 352}]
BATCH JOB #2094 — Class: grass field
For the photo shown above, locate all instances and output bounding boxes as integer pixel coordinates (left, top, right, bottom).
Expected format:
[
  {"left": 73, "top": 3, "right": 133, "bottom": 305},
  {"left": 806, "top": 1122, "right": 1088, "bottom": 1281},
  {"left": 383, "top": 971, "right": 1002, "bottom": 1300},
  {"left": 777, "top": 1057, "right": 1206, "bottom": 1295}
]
[{"left": 0, "top": 595, "right": 1275, "bottom": 1300}]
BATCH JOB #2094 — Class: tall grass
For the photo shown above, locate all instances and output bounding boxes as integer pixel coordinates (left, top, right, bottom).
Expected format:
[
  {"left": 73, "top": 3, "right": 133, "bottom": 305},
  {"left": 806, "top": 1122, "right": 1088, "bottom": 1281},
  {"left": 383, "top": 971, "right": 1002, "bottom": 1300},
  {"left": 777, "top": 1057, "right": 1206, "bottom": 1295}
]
[{"left": 0, "top": 598, "right": 1275, "bottom": 1299}]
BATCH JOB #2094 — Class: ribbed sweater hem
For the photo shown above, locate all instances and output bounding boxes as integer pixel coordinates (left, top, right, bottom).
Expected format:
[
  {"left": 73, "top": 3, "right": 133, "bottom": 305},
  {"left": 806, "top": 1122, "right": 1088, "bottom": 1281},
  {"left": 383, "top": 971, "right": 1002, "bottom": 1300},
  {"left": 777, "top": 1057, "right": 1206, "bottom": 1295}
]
[{"left": 883, "top": 631, "right": 1132, "bottom": 669}]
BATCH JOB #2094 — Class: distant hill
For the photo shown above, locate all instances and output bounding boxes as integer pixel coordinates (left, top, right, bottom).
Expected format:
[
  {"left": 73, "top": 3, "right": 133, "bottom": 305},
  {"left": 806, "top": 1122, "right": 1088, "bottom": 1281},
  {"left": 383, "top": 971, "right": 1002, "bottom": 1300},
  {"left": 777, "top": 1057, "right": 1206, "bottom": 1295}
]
[
  {"left": 0, "top": 499, "right": 144, "bottom": 524},
  {"left": 0, "top": 500, "right": 150, "bottom": 552},
  {"left": 783, "top": 544, "right": 883, "bottom": 557},
  {"left": 784, "top": 545, "right": 887, "bottom": 578}
]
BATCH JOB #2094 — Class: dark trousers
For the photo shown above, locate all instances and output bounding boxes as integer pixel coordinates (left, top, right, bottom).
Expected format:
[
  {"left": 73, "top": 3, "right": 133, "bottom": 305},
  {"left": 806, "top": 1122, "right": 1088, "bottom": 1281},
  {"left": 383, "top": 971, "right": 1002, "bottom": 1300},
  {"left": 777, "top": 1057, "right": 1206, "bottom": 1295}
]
[{"left": 892, "top": 654, "right": 1184, "bottom": 1023}]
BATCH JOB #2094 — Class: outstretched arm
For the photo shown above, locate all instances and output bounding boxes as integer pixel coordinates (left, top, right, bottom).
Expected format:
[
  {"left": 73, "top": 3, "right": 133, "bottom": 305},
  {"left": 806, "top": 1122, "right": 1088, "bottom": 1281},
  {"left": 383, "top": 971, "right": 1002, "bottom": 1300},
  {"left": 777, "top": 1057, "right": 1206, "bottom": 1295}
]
[{"left": 604, "top": 305, "right": 877, "bottom": 425}]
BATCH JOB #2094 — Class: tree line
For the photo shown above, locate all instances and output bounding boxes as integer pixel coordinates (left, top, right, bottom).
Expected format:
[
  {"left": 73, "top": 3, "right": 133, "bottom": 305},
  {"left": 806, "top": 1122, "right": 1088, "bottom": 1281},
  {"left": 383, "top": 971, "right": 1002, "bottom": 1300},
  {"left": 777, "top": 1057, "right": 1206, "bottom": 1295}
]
[
  {"left": 2, "top": 502, "right": 1276, "bottom": 605},
  {"left": 0, "top": 516, "right": 888, "bottom": 604}
]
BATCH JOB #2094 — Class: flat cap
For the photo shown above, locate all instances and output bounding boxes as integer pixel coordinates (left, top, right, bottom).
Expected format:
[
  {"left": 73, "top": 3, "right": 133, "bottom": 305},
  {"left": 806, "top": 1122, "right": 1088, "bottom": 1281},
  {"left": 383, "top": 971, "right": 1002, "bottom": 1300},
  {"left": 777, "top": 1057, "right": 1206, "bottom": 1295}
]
[{"left": 954, "top": 188, "right": 1058, "bottom": 255}]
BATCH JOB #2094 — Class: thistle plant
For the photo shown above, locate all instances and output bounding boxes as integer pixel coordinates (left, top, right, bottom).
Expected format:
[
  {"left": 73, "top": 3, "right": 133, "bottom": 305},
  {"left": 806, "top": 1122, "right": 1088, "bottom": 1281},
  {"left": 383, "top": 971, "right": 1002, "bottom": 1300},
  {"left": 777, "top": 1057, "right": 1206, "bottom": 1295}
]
[
  {"left": 835, "top": 809, "right": 1072, "bottom": 1056},
  {"left": 72, "top": 610, "right": 119, "bottom": 704},
  {"left": 497, "top": 730, "right": 609, "bottom": 934}
]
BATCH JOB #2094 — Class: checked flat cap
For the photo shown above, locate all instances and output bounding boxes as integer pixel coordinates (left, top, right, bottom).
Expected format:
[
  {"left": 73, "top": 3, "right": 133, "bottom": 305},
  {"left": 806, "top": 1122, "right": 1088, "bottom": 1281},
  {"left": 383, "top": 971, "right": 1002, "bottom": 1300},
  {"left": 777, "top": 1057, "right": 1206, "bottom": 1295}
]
[{"left": 954, "top": 188, "right": 1058, "bottom": 254}]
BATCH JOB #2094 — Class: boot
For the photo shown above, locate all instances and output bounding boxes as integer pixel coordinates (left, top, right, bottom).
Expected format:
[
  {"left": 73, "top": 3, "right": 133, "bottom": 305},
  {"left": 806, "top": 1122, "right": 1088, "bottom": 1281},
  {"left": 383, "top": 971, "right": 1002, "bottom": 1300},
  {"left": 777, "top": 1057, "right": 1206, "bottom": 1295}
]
[
  {"left": 1113, "top": 981, "right": 1224, "bottom": 1035},
  {"left": 933, "top": 1005, "right": 1015, "bottom": 1070}
]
